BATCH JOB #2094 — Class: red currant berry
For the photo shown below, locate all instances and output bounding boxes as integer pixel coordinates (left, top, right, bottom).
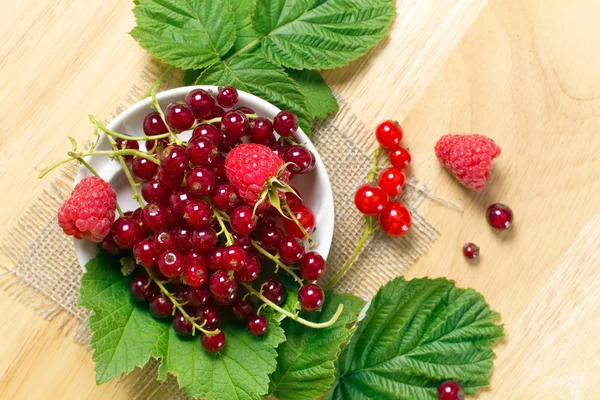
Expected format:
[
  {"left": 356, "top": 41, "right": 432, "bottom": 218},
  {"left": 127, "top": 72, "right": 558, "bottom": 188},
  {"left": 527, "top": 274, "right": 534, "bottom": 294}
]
[
  {"left": 222, "top": 245, "right": 247, "bottom": 271},
  {"left": 208, "top": 247, "right": 225, "bottom": 271},
  {"left": 183, "top": 199, "right": 212, "bottom": 228},
  {"left": 142, "top": 203, "right": 171, "bottom": 232},
  {"left": 132, "top": 157, "right": 159, "bottom": 180},
  {"left": 185, "top": 89, "right": 215, "bottom": 120},
  {"left": 196, "top": 304, "right": 220, "bottom": 329},
  {"left": 143, "top": 112, "right": 168, "bottom": 136},
  {"left": 159, "top": 250, "right": 184, "bottom": 278},
  {"left": 354, "top": 184, "right": 388, "bottom": 216},
  {"left": 273, "top": 111, "right": 298, "bottom": 137},
  {"left": 262, "top": 279, "right": 286, "bottom": 305},
  {"left": 378, "top": 202, "right": 412, "bottom": 237},
  {"left": 160, "top": 144, "right": 189, "bottom": 176},
  {"left": 131, "top": 207, "right": 153, "bottom": 237},
  {"left": 111, "top": 217, "right": 143, "bottom": 249},
  {"left": 209, "top": 269, "right": 237, "bottom": 297},
  {"left": 157, "top": 167, "right": 184, "bottom": 191},
  {"left": 218, "top": 132, "right": 241, "bottom": 153},
  {"left": 298, "top": 283, "right": 324, "bottom": 311},
  {"left": 213, "top": 291, "right": 238, "bottom": 306},
  {"left": 192, "top": 124, "right": 220, "bottom": 145},
  {"left": 231, "top": 299, "right": 254, "bottom": 320},
  {"left": 141, "top": 180, "right": 169, "bottom": 205},
  {"left": 389, "top": 146, "right": 411, "bottom": 170},
  {"left": 172, "top": 225, "right": 193, "bottom": 251},
  {"left": 284, "top": 189, "right": 302, "bottom": 208},
  {"left": 486, "top": 203, "right": 513, "bottom": 230},
  {"left": 462, "top": 243, "right": 480, "bottom": 260},
  {"left": 230, "top": 205, "right": 257, "bottom": 234},
  {"left": 172, "top": 311, "right": 194, "bottom": 336},
  {"left": 213, "top": 158, "right": 227, "bottom": 183},
  {"left": 259, "top": 226, "right": 284, "bottom": 251},
  {"left": 237, "top": 106, "right": 255, "bottom": 115},
  {"left": 299, "top": 252, "right": 325, "bottom": 281},
  {"left": 216, "top": 86, "right": 239, "bottom": 108},
  {"left": 211, "top": 183, "right": 241, "bottom": 212},
  {"left": 284, "top": 146, "right": 315, "bottom": 174},
  {"left": 247, "top": 314, "right": 268, "bottom": 336},
  {"left": 249, "top": 117, "right": 276, "bottom": 145},
  {"left": 129, "top": 274, "right": 158, "bottom": 302},
  {"left": 149, "top": 295, "right": 174, "bottom": 319},
  {"left": 437, "top": 381, "right": 465, "bottom": 400},
  {"left": 184, "top": 286, "right": 210, "bottom": 308},
  {"left": 183, "top": 264, "right": 208, "bottom": 287},
  {"left": 115, "top": 137, "right": 140, "bottom": 161},
  {"left": 168, "top": 190, "right": 192, "bottom": 219},
  {"left": 233, "top": 232, "right": 251, "bottom": 252},
  {"left": 277, "top": 236, "right": 305, "bottom": 264},
  {"left": 100, "top": 236, "right": 122, "bottom": 256},
  {"left": 283, "top": 205, "right": 315, "bottom": 239},
  {"left": 133, "top": 238, "right": 159, "bottom": 268},
  {"left": 271, "top": 144, "right": 285, "bottom": 159},
  {"left": 145, "top": 138, "right": 169, "bottom": 154},
  {"left": 375, "top": 120, "right": 403, "bottom": 149},
  {"left": 191, "top": 227, "right": 218, "bottom": 251},
  {"left": 187, "top": 136, "right": 220, "bottom": 168},
  {"left": 222, "top": 110, "right": 249, "bottom": 139},
  {"left": 185, "top": 167, "right": 216, "bottom": 198},
  {"left": 165, "top": 102, "right": 194, "bottom": 132},
  {"left": 201, "top": 331, "right": 225, "bottom": 353},
  {"left": 378, "top": 167, "right": 406, "bottom": 197},
  {"left": 208, "top": 105, "right": 226, "bottom": 129},
  {"left": 185, "top": 249, "right": 208, "bottom": 266},
  {"left": 233, "top": 254, "right": 260, "bottom": 282}
]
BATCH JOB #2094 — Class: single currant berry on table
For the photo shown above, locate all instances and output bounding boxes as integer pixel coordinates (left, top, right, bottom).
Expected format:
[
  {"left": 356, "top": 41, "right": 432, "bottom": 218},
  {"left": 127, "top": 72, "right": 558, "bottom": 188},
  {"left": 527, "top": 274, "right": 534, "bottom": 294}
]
[
  {"left": 142, "top": 179, "right": 169, "bottom": 204},
  {"left": 160, "top": 144, "right": 189, "bottom": 176},
  {"left": 222, "top": 245, "right": 247, "bottom": 271},
  {"left": 173, "top": 225, "right": 193, "bottom": 251},
  {"left": 133, "top": 238, "right": 159, "bottom": 268},
  {"left": 437, "top": 381, "right": 465, "bottom": 400},
  {"left": 58, "top": 177, "right": 117, "bottom": 242},
  {"left": 247, "top": 314, "right": 268, "bottom": 336},
  {"left": 192, "top": 124, "right": 220, "bottom": 145},
  {"left": 216, "top": 86, "right": 239, "bottom": 108},
  {"left": 233, "top": 254, "right": 261, "bottom": 282},
  {"left": 435, "top": 134, "right": 501, "bottom": 191},
  {"left": 208, "top": 247, "right": 225, "bottom": 271},
  {"left": 273, "top": 110, "right": 298, "bottom": 137},
  {"left": 111, "top": 217, "right": 143, "bottom": 249},
  {"left": 284, "top": 146, "right": 315, "bottom": 174},
  {"left": 283, "top": 205, "right": 316, "bottom": 239},
  {"left": 298, "top": 283, "right": 324, "bottom": 311},
  {"left": 262, "top": 278, "right": 287, "bottom": 305},
  {"left": 231, "top": 299, "right": 254, "bottom": 320},
  {"left": 142, "top": 203, "right": 171, "bottom": 232},
  {"left": 211, "top": 183, "right": 242, "bottom": 212},
  {"left": 115, "top": 136, "right": 140, "bottom": 161},
  {"left": 389, "top": 146, "right": 412, "bottom": 170},
  {"left": 191, "top": 227, "right": 218, "bottom": 251},
  {"left": 230, "top": 205, "right": 257, "bottom": 234},
  {"left": 209, "top": 269, "right": 237, "bottom": 297},
  {"left": 201, "top": 331, "right": 226, "bottom": 353},
  {"left": 250, "top": 117, "right": 275, "bottom": 146},
  {"left": 143, "top": 112, "right": 168, "bottom": 136},
  {"left": 100, "top": 237, "right": 122, "bottom": 256},
  {"left": 233, "top": 232, "right": 251, "bottom": 252},
  {"left": 159, "top": 250, "right": 185, "bottom": 278},
  {"left": 149, "top": 295, "right": 174, "bottom": 319},
  {"left": 486, "top": 203, "right": 513, "bottom": 230},
  {"left": 185, "top": 166, "right": 216, "bottom": 198},
  {"left": 378, "top": 167, "right": 406, "bottom": 197},
  {"left": 172, "top": 311, "right": 194, "bottom": 336},
  {"left": 222, "top": 110, "right": 249, "bottom": 139},
  {"left": 183, "top": 199, "right": 212, "bottom": 229},
  {"left": 168, "top": 190, "right": 192, "bottom": 219},
  {"left": 184, "top": 286, "right": 210, "bottom": 308},
  {"left": 185, "top": 89, "right": 215, "bottom": 120},
  {"left": 187, "top": 136, "right": 220, "bottom": 168},
  {"left": 277, "top": 236, "right": 305, "bottom": 264},
  {"left": 129, "top": 274, "right": 157, "bottom": 302},
  {"left": 196, "top": 304, "right": 220, "bottom": 329},
  {"left": 354, "top": 184, "right": 389, "bottom": 216},
  {"left": 379, "top": 202, "right": 412, "bottom": 237},
  {"left": 258, "top": 226, "right": 284, "bottom": 251},
  {"left": 462, "top": 243, "right": 480, "bottom": 260},
  {"left": 299, "top": 252, "right": 325, "bottom": 281},
  {"left": 375, "top": 120, "right": 403, "bottom": 149},
  {"left": 183, "top": 264, "right": 208, "bottom": 287},
  {"left": 132, "top": 157, "right": 159, "bottom": 181},
  {"left": 165, "top": 102, "right": 195, "bottom": 132}
]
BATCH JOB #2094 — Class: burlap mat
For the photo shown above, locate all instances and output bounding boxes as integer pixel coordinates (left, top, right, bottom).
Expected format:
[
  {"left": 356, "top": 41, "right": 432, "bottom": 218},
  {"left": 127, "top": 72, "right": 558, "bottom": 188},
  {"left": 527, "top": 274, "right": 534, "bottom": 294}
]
[{"left": 0, "top": 61, "right": 440, "bottom": 399}]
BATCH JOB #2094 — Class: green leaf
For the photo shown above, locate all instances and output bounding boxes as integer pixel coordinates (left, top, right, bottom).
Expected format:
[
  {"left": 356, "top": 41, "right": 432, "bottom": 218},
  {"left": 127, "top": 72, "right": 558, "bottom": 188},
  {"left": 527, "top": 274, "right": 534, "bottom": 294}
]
[
  {"left": 329, "top": 277, "right": 504, "bottom": 400},
  {"left": 196, "top": 54, "right": 313, "bottom": 134},
  {"left": 287, "top": 69, "right": 338, "bottom": 119},
  {"left": 252, "top": 0, "right": 396, "bottom": 70},
  {"left": 79, "top": 252, "right": 169, "bottom": 384},
  {"left": 130, "top": 0, "right": 236, "bottom": 70},
  {"left": 229, "top": 0, "right": 262, "bottom": 55},
  {"left": 158, "top": 316, "right": 286, "bottom": 400},
  {"left": 269, "top": 292, "right": 366, "bottom": 400}
]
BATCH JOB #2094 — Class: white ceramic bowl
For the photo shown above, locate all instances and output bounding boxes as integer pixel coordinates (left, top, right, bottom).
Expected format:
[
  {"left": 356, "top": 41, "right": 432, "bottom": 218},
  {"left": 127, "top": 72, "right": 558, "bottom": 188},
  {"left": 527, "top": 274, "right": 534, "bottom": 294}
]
[{"left": 74, "top": 86, "right": 334, "bottom": 269}]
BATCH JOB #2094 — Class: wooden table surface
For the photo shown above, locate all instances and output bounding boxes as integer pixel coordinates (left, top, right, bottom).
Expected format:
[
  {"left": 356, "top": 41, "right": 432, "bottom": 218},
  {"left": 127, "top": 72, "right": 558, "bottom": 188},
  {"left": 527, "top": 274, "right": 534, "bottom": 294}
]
[{"left": 1, "top": 0, "right": 599, "bottom": 399}]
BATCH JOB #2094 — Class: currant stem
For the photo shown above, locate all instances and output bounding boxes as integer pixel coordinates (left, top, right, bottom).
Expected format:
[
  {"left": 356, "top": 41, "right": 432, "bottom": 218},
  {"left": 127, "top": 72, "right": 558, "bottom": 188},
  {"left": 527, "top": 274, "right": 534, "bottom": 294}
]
[
  {"left": 107, "top": 136, "right": 145, "bottom": 209},
  {"left": 242, "top": 282, "right": 343, "bottom": 329},
  {"left": 71, "top": 150, "right": 160, "bottom": 164},
  {"left": 325, "top": 216, "right": 375, "bottom": 291},
  {"left": 366, "top": 146, "right": 382, "bottom": 183},
  {"left": 151, "top": 93, "right": 183, "bottom": 146},
  {"left": 281, "top": 200, "right": 316, "bottom": 248},
  {"left": 251, "top": 240, "right": 304, "bottom": 286},
  {"left": 145, "top": 267, "right": 218, "bottom": 336},
  {"left": 90, "top": 116, "right": 171, "bottom": 142},
  {"left": 141, "top": 65, "right": 173, "bottom": 101},
  {"left": 213, "top": 208, "right": 234, "bottom": 246},
  {"left": 190, "top": 114, "right": 259, "bottom": 130}
]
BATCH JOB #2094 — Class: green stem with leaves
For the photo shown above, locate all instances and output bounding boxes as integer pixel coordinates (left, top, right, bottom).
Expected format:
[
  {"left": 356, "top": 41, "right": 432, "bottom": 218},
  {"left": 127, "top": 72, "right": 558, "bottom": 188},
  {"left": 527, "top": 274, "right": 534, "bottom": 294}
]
[{"left": 251, "top": 240, "right": 304, "bottom": 286}]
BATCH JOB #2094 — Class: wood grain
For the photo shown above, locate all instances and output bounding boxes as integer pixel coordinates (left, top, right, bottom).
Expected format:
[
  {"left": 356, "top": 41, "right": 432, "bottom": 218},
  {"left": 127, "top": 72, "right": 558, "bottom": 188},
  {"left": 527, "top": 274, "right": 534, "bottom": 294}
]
[{"left": 1, "top": 0, "right": 600, "bottom": 399}]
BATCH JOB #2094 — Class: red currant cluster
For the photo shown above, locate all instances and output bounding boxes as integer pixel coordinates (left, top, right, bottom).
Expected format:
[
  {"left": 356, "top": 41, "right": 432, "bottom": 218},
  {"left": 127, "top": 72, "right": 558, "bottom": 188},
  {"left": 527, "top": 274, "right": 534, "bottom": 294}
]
[
  {"left": 354, "top": 120, "right": 412, "bottom": 237},
  {"left": 97, "top": 87, "right": 330, "bottom": 353}
]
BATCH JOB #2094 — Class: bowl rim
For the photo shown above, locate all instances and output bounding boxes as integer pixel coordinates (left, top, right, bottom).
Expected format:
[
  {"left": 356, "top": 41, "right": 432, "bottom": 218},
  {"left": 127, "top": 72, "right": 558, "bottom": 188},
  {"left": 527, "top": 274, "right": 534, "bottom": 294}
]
[{"left": 74, "top": 85, "right": 335, "bottom": 268}]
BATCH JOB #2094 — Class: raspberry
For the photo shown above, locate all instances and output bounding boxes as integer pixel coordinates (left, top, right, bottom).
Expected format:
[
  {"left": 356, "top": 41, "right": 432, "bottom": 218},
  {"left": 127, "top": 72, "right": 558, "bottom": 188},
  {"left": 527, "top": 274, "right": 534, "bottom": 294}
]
[
  {"left": 434, "top": 134, "right": 501, "bottom": 191},
  {"left": 57, "top": 177, "right": 117, "bottom": 242}
]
